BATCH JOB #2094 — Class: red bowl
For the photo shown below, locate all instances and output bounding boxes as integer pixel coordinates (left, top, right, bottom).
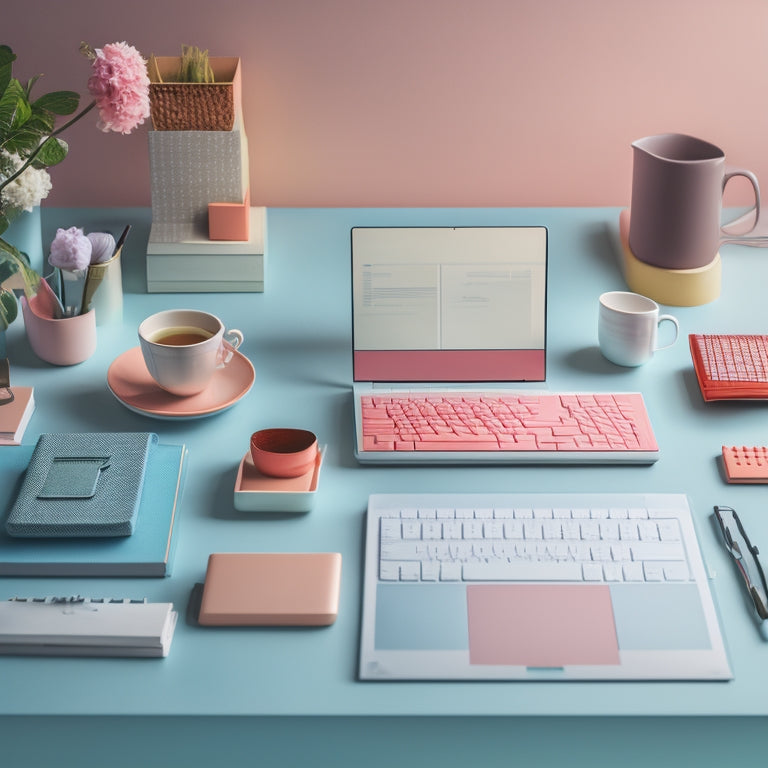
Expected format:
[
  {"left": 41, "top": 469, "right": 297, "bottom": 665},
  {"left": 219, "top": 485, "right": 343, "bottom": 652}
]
[{"left": 250, "top": 428, "right": 318, "bottom": 478}]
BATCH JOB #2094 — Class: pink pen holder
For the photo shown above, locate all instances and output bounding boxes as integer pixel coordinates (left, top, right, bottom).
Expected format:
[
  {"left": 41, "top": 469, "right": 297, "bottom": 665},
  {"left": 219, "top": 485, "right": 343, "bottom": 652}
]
[
  {"left": 21, "top": 294, "right": 97, "bottom": 366},
  {"left": 250, "top": 429, "right": 318, "bottom": 478}
]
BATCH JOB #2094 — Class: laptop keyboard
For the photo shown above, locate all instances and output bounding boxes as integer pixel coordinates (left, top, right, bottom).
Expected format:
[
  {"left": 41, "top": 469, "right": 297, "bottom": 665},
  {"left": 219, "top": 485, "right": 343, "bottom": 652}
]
[
  {"left": 377, "top": 496, "right": 691, "bottom": 584},
  {"left": 360, "top": 391, "right": 657, "bottom": 457}
]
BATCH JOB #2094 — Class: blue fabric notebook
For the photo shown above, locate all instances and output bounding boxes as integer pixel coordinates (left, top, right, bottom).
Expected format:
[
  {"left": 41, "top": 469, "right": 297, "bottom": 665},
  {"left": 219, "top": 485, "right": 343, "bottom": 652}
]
[
  {"left": 5, "top": 432, "right": 157, "bottom": 538},
  {"left": 0, "top": 443, "right": 187, "bottom": 577}
]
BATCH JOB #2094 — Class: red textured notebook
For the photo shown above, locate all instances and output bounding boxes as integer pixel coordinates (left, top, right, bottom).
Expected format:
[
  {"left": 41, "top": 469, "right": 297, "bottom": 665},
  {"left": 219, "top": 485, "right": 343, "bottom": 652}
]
[{"left": 689, "top": 334, "right": 768, "bottom": 401}]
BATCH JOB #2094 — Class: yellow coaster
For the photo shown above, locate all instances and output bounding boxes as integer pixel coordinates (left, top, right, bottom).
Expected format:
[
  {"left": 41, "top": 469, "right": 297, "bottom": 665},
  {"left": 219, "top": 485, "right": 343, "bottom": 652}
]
[{"left": 618, "top": 210, "right": 721, "bottom": 306}]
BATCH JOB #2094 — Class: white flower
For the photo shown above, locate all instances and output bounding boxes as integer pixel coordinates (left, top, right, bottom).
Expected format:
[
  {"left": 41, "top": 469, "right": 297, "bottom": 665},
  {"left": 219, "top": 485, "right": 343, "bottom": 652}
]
[{"left": 0, "top": 150, "right": 52, "bottom": 213}]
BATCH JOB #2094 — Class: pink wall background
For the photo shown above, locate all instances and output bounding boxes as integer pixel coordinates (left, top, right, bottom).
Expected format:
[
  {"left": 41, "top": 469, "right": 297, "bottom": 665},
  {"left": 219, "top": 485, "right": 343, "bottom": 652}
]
[{"left": 7, "top": 0, "right": 768, "bottom": 208}]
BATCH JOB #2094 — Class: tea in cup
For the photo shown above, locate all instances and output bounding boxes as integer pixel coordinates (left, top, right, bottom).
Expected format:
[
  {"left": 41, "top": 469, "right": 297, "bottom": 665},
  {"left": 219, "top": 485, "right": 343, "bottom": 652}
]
[
  {"left": 138, "top": 309, "right": 244, "bottom": 396},
  {"left": 598, "top": 291, "right": 679, "bottom": 367}
]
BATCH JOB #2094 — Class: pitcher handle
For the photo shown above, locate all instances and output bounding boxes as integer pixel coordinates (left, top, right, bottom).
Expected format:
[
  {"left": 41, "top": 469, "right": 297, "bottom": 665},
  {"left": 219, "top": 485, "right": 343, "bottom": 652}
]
[{"left": 720, "top": 166, "right": 767, "bottom": 246}]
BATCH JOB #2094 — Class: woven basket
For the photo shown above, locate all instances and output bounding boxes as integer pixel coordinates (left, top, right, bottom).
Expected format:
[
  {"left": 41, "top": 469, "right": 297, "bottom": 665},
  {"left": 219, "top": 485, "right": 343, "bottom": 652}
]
[{"left": 149, "top": 57, "right": 241, "bottom": 131}]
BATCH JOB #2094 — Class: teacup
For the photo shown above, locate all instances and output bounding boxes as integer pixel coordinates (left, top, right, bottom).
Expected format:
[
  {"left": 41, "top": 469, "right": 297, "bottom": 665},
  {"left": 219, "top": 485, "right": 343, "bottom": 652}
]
[
  {"left": 138, "top": 309, "right": 244, "bottom": 396},
  {"left": 598, "top": 291, "right": 679, "bottom": 367}
]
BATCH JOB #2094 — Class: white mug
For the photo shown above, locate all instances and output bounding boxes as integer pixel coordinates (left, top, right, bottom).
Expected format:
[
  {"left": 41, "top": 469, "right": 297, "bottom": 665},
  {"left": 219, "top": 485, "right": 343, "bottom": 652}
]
[
  {"left": 138, "top": 309, "right": 244, "bottom": 396},
  {"left": 598, "top": 291, "right": 679, "bottom": 367}
]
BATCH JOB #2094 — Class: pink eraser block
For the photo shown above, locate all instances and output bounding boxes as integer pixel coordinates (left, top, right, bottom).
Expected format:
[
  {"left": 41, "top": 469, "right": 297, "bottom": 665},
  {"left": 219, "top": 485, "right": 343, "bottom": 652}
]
[
  {"left": 208, "top": 188, "right": 251, "bottom": 241},
  {"left": 722, "top": 445, "right": 768, "bottom": 483},
  {"left": 198, "top": 552, "right": 342, "bottom": 626}
]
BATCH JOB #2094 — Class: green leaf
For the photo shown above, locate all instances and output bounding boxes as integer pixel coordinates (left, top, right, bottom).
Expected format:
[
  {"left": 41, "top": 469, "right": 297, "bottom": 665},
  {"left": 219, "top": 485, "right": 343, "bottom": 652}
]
[
  {"left": 0, "top": 46, "right": 15, "bottom": 96},
  {"left": 0, "top": 46, "right": 16, "bottom": 69},
  {"left": 0, "top": 79, "right": 28, "bottom": 136},
  {"left": 0, "top": 287, "right": 18, "bottom": 329},
  {"left": 3, "top": 126, "right": 46, "bottom": 157},
  {"left": 24, "top": 109, "right": 55, "bottom": 135},
  {"left": 23, "top": 73, "right": 42, "bottom": 99},
  {"left": 0, "top": 238, "right": 41, "bottom": 299},
  {"left": 33, "top": 90, "right": 80, "bottom": 116},
  {"left": 34, "top": 135, "right": 67, "bottom": 166}
]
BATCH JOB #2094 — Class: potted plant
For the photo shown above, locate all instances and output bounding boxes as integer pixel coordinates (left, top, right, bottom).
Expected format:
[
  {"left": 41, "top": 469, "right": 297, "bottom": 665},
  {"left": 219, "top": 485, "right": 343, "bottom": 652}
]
[
  {"left": 0, "top": 40, "right": 150, "bottom": 333},
  {"left": 147, "top": 45, "right": 242, "bottom": 131}
]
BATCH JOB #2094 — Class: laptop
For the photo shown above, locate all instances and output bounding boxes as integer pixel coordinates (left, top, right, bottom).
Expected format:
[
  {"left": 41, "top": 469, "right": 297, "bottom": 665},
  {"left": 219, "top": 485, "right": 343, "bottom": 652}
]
[
  {"left": 350, "top": 226, "right": 659, "bottom": 464},
  {"left": 359, "top": 492, "right": 733, "bottom": 681}
]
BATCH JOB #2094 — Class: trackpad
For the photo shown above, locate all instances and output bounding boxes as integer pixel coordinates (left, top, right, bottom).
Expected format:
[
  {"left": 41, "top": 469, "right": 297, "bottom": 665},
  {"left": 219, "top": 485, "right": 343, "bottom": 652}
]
[{"left": 467, "top": 584, "right": 620, "bottom": 667}]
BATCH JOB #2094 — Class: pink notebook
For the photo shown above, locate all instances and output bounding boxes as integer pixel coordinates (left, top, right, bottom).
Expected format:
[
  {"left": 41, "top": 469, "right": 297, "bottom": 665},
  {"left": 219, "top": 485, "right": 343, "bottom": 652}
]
[{"left": 198, "top": 552, "right": 342, "bottom": 626}]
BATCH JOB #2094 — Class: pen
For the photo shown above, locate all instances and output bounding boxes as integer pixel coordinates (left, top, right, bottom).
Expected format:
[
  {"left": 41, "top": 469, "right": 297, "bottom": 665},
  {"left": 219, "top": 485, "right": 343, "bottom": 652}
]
[{"left": 714, "top": 505, "right": 768, "bottom": 621}]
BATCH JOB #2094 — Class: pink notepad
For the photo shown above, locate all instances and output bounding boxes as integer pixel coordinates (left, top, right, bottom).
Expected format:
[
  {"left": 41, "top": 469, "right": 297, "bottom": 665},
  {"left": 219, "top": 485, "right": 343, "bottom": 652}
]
[
  {"left": 467, "top": 584, "right": 620, "bottom": 667},
  {"left": 198, "top": 552, "right": 342, "bottom": 626},
  {"left": 0, "top": 387, "right": 35, "bottom": 446}
]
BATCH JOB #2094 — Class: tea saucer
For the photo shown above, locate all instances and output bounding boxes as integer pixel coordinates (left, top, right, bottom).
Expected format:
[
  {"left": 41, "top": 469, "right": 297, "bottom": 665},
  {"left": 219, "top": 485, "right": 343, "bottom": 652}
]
[{"left": 107, "top": 346, "right": 255, "bottom": 420}]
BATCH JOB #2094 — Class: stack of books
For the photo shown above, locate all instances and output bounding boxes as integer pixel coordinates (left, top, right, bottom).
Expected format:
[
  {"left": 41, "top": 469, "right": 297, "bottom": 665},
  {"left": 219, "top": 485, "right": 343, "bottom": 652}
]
[
  {"left": 0, "top": 597, "right": 177, "bottom": 657},
  {"left": 146, "top": 94, "right": 266, "bottom": 293},
  {"left": 0, "top": 433, "right": 187, "bottom": 576},
  {"left": 147, "top": 206, "right": 265, "bottom": 293}
]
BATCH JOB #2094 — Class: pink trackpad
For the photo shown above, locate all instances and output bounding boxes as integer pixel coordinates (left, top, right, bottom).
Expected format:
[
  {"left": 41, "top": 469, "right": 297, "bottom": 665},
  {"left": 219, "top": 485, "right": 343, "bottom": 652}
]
[{"left": 467, "top": 584, "right": 620, "bottom": 667}]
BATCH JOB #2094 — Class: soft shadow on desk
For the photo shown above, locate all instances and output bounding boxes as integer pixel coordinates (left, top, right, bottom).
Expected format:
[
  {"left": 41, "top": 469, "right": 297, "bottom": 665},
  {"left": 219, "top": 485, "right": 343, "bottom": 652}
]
[
  {"left": 63, "top": 383, "right": 131, "bottom": 428},
  {"left": 583, "top": 222, "right": 624, "bottom": 279},
  {"left": 4, "top": 333, "right": 47, "bottom": 369},
  {"left": 253, "top": 335, "right": 351, "bottom": 388},
  {"left": 563, "top": 345, "right": 636, "bottom": 375}
]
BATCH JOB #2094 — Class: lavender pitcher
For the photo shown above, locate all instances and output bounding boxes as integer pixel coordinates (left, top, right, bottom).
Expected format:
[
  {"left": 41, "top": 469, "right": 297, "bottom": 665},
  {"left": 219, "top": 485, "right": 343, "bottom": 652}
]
[{"left": 629, "top": 133, "right": 766, "bottom": 270}]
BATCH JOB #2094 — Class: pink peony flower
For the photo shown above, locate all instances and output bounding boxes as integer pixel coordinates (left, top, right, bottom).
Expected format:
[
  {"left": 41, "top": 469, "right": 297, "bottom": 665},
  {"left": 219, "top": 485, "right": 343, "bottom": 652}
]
[
  {"left": 49, "top": 227, "right": 92, "bottom": 270},
  {"left": 87, "top": 42, "right": 150, "bottom": 135}
]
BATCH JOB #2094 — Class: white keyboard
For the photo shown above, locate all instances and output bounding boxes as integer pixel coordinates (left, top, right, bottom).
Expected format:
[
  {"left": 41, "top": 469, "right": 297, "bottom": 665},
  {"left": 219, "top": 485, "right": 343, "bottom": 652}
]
[{"left": 376, "top": 494, "right": 693, "bottom": 584}]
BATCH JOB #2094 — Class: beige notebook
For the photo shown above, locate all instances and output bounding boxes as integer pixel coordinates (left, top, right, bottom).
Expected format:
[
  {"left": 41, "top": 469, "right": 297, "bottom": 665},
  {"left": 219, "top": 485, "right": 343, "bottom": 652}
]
[{"left": 198, "top": 552, "right": 342, "bottom": 626}]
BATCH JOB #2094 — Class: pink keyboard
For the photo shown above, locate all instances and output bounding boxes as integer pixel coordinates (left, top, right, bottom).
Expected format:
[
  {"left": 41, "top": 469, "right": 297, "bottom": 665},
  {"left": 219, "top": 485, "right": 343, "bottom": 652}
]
[{"left": 357, "top": 391, "right": 659, "bottom": 464}]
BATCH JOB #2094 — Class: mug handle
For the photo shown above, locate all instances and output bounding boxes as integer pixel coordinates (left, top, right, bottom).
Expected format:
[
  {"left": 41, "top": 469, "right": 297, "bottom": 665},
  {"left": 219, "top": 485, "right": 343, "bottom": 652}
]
[
  {"left": 217, "top": 329, "right": 244, "bottom": 367},
  {"left": 720, "top": 167, "right": 764, "bottom": 245},
  {"left": 654, "top": 315, "right": 679, "bottom": 352}
]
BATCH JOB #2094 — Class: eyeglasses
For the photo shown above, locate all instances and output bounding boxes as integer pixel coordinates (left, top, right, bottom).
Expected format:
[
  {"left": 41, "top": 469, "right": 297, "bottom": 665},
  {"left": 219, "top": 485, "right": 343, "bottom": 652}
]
[{"left": 714, "top": 505, "right": 768, "bottom": 621}]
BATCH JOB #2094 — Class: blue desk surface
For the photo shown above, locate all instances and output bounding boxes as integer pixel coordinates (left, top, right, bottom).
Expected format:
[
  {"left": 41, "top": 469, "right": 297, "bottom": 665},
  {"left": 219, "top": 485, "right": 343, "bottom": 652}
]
[{"left": 2, "top": 207, "right": 767, "bottom": 765}]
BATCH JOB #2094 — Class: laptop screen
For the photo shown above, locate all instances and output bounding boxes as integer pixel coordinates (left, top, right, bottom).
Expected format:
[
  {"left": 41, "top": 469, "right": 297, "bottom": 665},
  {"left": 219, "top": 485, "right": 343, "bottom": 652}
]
[{"left": 351, "top": 226, "right": 547, "bottom": 383}]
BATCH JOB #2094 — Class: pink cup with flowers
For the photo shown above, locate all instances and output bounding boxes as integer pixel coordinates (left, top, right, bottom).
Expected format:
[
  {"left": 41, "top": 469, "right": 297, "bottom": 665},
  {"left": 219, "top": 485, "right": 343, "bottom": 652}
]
[{"left": 21, "top": 294, "right": 96, "bottom": 366}]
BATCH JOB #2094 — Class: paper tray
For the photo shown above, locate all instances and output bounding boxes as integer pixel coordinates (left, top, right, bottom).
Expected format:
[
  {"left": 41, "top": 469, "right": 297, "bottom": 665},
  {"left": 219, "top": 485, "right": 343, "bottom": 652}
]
[{"left": 233, "top": 447, "right": 324, "bottom": 513}]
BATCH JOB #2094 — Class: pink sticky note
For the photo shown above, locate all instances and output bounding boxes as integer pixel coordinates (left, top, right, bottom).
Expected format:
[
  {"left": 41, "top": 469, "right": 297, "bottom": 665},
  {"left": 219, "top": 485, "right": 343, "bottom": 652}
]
[{"left": 467, "top": 584, "right": 620, "bottom": 667}]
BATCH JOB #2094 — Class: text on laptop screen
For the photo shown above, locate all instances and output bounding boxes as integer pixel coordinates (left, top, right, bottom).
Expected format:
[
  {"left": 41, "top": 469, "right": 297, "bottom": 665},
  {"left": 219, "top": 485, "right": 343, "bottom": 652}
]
[{"left": 352, "top": 227, "right": 547, "bottom": 382}]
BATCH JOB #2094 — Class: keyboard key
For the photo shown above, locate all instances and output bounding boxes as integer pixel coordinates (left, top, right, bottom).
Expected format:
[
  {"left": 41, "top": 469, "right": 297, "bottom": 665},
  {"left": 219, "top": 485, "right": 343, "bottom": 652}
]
[
  {"left": 630, "top": 541, "right": 686, "bottom": 561},
  {"left": 440, "top": 563, "right": 462, "bottom": 581},
  {"left": 400, "top": 563, "right": 420, "bottom": 581},
  {"left": 380, "top": 519, "right": 402, "bottom": 539},
  {"left": 582, "top": 563, "right": 604, "bottom": 581},
  {"left": 462, "top": 561, "right": 584, "bottom": 581},
  {"left": 421, "top": 562, "right": 440, "bottom": 581}
]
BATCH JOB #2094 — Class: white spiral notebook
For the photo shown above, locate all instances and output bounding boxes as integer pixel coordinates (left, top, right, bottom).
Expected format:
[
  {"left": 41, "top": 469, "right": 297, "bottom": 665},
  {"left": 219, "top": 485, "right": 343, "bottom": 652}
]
[{"left": 0, "top": 597, "right": 177, "bottom": 657}]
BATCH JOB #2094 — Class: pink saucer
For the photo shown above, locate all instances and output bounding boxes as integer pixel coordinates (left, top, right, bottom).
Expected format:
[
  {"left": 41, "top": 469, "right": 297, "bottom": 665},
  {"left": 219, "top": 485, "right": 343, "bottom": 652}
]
[{"left": 107, "top": 346, "right": 255, "bottom": 419}]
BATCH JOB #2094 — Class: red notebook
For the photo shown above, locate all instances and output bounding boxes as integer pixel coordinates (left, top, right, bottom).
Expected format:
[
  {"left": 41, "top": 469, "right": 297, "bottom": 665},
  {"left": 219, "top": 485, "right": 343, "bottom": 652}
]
[{"left": 689, "top": 334, "right": 768, "bottom": 401}]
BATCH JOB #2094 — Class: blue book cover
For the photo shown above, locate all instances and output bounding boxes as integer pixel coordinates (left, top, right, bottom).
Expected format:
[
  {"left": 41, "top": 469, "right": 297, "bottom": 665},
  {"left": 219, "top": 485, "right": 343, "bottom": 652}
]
[
  {"left": 5, "top": 432, "right": 158, "bottom": 537},
  {"left": 0, "top": 443, "right": 187, "bottom": 577}
]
